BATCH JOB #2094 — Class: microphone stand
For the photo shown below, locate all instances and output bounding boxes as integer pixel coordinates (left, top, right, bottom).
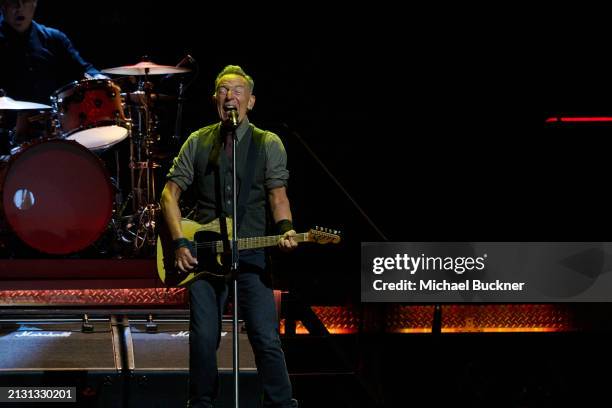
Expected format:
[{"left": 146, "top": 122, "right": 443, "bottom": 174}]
[{"left": 229, "top": 120, "right": 240, "bottom": 408}]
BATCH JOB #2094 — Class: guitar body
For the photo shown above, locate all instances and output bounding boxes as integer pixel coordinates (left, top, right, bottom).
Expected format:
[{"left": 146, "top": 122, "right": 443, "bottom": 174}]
[
  {"left": 157, "top": 218, "right": 232, "bottom": 287},
  {"left": 157, "top": 217, "right": 340, "bottom": 287}
]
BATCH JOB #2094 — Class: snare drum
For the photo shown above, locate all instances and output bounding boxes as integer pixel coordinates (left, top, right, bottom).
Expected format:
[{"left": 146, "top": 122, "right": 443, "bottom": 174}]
[
  {"left": 52, "top": 79, "right": 129, "bottom": 152},
  {"left": 0, "top": 139, "right": 114, "bottom": 254}
]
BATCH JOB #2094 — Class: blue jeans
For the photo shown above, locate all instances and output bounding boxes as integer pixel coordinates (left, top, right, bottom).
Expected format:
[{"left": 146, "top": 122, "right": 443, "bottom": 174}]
[{"left": 188, "top": 263, "right": 297, "bottom": 408}]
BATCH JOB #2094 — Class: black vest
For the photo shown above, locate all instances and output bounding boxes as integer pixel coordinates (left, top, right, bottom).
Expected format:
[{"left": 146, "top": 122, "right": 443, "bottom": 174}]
[{"left": 192, "top": 122, "right": 267, "bottom": 239}]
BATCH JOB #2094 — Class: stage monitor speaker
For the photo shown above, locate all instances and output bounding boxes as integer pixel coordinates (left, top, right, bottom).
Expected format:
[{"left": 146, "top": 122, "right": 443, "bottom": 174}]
[
  {"left": 0, "top": 318, "right": 123, "bottom": 407},
  {"left": 124, "top": 319, "right": 261, "bottom": 408}
]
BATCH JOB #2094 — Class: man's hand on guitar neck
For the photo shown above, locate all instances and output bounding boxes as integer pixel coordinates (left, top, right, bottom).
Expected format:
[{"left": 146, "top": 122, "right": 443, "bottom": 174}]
[
  {"left": 175, "top": 247, "right": 198, "bottom": 273},
  {"left": 278, "top": 230, "right": 298, "bottom": 253}
]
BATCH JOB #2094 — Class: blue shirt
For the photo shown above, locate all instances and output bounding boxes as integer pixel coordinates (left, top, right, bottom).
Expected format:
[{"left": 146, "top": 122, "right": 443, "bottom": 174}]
[{"left": 0, "top": 18, "right": 100, "bottom": 104}]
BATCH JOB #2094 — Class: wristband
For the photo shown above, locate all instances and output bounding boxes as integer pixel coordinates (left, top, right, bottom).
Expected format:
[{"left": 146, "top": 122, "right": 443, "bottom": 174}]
[
  {"left": 276, "top": 219, "right": 294, "bottom": 235},
  {"left": 173, "top": 238, "right": 192, "bottom": 251}
]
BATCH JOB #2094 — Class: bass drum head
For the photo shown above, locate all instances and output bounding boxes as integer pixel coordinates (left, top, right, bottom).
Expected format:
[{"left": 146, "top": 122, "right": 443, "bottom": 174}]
[
  {"left": 65, "top": 124, "right": 128, "bottom": 152},
  {"left": 2, "top": 139, "right": 113, "bottom": 254}
]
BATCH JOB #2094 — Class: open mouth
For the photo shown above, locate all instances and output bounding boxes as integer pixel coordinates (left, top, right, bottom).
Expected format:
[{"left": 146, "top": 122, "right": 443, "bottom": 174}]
[{"left": 16, "top": 16, "right": 26, "bottom": 22}]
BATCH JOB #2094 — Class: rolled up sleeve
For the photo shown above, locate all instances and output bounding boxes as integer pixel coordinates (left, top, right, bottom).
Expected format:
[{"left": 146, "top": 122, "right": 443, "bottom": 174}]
[
  {"left": 166, "top": 132, "right": 199, "bottom": 192},
  {"left": 264, "top": 131, "right": 289, "bottom": 190}
]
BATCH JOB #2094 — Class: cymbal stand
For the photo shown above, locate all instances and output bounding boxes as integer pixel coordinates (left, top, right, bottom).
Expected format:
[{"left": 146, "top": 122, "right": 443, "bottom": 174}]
[{"left": 126, "top": 69, "right": 161, "bottom": 252}]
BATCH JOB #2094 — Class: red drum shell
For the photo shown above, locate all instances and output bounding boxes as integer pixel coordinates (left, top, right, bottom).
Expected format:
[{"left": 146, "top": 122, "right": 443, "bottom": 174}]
[
  {"left": 53, "top": 79, "right": 128, "bottom": 151},
  {"left": 1, "top": 139, "right": 113, "bottom": 254}
]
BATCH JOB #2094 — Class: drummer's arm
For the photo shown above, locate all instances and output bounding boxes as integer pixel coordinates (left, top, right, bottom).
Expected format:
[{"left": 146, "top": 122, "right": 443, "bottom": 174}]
[
  {"left": 54, "top": 29, "right": 102, "bottom": 79},
  {"left": 160, "top": 181, "right": 198, "bottom": 272},
  {"left": 84, "top": 73, "right": 109, "bottom": 80}
]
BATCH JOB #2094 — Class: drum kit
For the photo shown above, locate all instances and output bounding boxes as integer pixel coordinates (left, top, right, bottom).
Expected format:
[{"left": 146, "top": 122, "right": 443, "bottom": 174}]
[{"left": 0, "top": 60, "right": 192, "bottom": 257}]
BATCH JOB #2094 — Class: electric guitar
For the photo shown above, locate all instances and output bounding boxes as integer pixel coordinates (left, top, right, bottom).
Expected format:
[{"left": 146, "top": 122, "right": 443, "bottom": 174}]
[{"left": 156, "top": 217, "right": 341, "bottom": 287}]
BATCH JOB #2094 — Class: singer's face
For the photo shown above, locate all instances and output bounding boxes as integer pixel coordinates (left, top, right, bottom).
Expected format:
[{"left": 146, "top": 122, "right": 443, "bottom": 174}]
[
  {"left": 214, "top": 74, "right": 255, "bottom": 124},
  {"left": 1, "top": 0, "right": 37, "bottom": 33}
]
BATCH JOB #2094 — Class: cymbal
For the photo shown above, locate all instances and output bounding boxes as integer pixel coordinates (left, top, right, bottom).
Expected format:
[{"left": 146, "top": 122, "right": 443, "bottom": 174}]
[
  {"left": 102, "top": 61, "right": 191, "bottom": 76},
  {"left": 0, "top": 96, "right": 52, "bottom": 110}
]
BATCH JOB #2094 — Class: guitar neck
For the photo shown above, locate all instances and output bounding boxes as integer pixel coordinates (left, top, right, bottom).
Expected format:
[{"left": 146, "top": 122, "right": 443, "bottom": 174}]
[{"left": 212, "top": 233, "right": 309, "bottom": 252}]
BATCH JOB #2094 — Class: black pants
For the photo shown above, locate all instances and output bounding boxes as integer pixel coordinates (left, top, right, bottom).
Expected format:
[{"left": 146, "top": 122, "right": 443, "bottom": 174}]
[{"left": 188, "top": 264, "right": 297, "bottom": 408}]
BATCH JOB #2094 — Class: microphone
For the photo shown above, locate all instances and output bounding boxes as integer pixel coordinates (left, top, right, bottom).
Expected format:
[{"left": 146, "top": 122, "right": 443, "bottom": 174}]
[
  {"left": 162, "top": 54, "right": 195, "bottom": 80},
  {"left": 226, "top": 106, "right": 239, "bottom": 128}
]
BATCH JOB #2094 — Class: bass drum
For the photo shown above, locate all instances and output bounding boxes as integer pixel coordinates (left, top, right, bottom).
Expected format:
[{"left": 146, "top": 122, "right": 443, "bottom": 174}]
[{"left": 0, "top": 139, "right": 113, "bottom": 254}]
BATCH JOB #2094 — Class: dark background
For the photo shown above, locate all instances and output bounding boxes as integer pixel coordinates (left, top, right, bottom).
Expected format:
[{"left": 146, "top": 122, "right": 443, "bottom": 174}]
[
  {"left": 32, "top": 3, "right": 612, "bottom": 304},
  {"left": 4, "top": 4, "right": 612, "bottom": 407}
]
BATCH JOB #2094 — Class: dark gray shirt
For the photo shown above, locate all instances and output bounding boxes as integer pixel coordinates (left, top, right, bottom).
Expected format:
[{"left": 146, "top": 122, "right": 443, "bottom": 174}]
[
  {"left": 168, "top": 118, "right": 288, "bottom": 194},
  {"left": 167, "top": 118, "right": 289, "bottom": 268}
]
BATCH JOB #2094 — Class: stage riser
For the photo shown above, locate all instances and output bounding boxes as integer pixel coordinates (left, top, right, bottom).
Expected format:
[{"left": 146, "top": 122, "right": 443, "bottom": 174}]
[{"left": 0, "top": 318, "right": 262, "bottom": 407}]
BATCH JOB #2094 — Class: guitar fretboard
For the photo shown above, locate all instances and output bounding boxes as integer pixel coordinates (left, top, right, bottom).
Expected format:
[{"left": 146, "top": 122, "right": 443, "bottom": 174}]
[{"left": 212, "top": 233, "right": 309, "bottom": 252}]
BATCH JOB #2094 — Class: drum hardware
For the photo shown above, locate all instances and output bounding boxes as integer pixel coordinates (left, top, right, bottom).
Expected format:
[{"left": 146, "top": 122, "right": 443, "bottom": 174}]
[
  {"left": 122, "top": 91, "right": 176, "bottom": 105},
  {"left": 102, "top": 60, "right": 192, "bottom": 253},
  {"left": 101, "top": 61, "right": 191, "bottom": 76},
  {"left": 0, "top": 85, "right": 133, "bottom": 256},
  {"left": 118, "top": 202, "right": 160, "bottom": 252},
  {"left": 127, "top": 76, "right": 161, "bottom": 252},
  {"left": 0, "top": 60, "right": 193, "bottom": 256}
]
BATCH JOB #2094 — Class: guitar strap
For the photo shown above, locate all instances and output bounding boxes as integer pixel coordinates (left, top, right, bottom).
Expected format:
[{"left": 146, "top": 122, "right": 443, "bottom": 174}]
[{"left": 236, "top": 125, "right": 264, "bottom": 230}]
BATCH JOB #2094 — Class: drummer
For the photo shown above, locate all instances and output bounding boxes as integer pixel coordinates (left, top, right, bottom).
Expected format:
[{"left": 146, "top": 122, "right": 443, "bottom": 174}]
[{"left": 0, "top": 0, "right": 107, "bottom": 105}]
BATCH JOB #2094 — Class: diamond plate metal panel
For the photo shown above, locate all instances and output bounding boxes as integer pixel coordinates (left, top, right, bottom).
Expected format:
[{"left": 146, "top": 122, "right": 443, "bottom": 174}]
[
  {"left": 441, "top": 304, "right": 575, "bottom": 333},
  {"left": 280, "top": 305, "right": 360, "bottom": 334},
  {"left": 385, "top": 305, "right": 436, "bottom": 333},
  {"left": 0, "top": 288, "right": 188, "bottom": 306},
  {"left": 384, "top": 304, "right": 576, "bottom": 333}
]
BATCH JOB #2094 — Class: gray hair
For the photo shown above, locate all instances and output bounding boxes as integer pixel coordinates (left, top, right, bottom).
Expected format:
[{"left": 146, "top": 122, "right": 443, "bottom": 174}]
[{"left": 214, "top": 65, "right": 254, "bottom": 93}]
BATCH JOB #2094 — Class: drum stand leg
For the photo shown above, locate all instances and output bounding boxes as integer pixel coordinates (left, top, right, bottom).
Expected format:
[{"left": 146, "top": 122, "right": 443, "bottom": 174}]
[
  {"left": 129, "top": 159, "right": 160, "bottom": 251},
  {"left": 124, "top": 78, "right": 161, "bottom": 254}
]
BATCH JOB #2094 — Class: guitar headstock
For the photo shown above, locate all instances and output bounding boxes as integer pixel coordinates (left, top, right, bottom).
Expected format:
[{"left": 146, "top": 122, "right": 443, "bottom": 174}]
[{"left": 306, "top": 226, "right": 342, "bottom": 245}]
